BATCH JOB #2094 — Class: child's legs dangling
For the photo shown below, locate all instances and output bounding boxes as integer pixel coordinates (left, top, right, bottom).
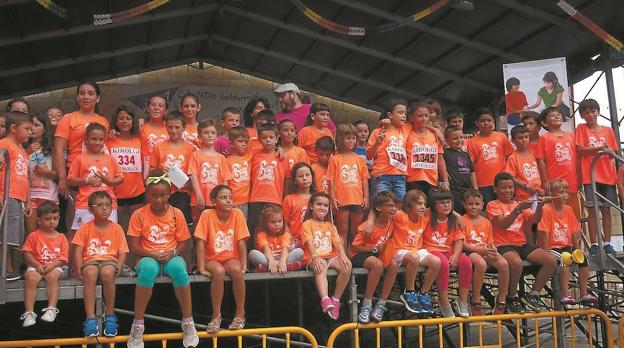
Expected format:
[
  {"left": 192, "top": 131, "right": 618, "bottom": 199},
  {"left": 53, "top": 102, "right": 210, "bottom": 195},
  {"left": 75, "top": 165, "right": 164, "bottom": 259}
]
[
  {"left": 420, "top": 253, "right": 440, "bottom": 293},
  {"left": 489, "top": 254, "right": 509, "bottom": 302},
  {"left": 469, "top": 253, "right": 487, "bottom": 304},
  {"left": 23, "top": 270, "right": 42, "bottom": 312},
  {"left": 44, "top": 270, "right": 62, "bottom": 308},
  {"left": 362, "top": 256, "right": 383, "bottom": 299},
  {"left": 430, "top": 251, "right": 450, "bottom": 306},
  {"left": 578, "top": 265, "right": 590, "bottom": 296},
  {"left": 450, "top": 252, "right": 472, "bottom": 303},
  {"left": 559, "top": 266, "right": 570, "bottom": 298},
  {"left": 328, "top": 257, "right": 351, "bottom": 300},
  {"left": 205, "top": 260, "right": 226, "bottom": 319},
  {"left": 224, "top": 259, "right": 246, "bottom": 319}
]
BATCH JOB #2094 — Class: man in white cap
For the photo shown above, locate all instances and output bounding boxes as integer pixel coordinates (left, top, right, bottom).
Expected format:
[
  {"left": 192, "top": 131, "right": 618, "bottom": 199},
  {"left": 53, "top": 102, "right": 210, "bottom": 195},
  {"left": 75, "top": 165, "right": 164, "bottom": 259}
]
[{"left": 274, "top": 83, "right": 336, "bottom": 132}]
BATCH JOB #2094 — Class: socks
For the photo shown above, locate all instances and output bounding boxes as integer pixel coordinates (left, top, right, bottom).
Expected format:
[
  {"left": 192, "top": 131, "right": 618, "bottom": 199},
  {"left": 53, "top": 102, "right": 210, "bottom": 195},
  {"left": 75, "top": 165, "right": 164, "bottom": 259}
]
[
  {"left": 322, "top": 296, "right": 331, "bottom": 302},
  {"left": 604, "top": 241, "right": 611, "bottom": 246},
  {"left": 363, "top": 298, "right": 372, "bottom": 307},
  {"left": 331, "top": 296, "right": 339, "bottom": 303},
  {"left": 133, "top": 318, "right": 145, "bottom": 325},
  {"left": 182, "top": 316, "right": 194, "bottom": 324},
  {"left": 376, "top": 299, "right": 386, "bottom": 306}
]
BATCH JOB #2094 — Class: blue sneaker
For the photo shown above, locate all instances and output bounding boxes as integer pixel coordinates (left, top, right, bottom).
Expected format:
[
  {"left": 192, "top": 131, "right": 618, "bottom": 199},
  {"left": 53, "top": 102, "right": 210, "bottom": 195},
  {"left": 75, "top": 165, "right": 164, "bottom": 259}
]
[
  {"left": 604, "top": 244, "right": 617, "bottom": 255},
  {"left": 418, "top": 292, "right": 433, "bottom": 315},
  {"left": 83, "top": 318, "right": 99, "bottom": 338},
  {"left": 400, "top": 291, "right": 422, "bottom": 314},
  {"left": 589, "top": 244, "right": 599, "bottom": 256},
  {"left": 103, "top": 314, "right": 118, "bottom": 337}
]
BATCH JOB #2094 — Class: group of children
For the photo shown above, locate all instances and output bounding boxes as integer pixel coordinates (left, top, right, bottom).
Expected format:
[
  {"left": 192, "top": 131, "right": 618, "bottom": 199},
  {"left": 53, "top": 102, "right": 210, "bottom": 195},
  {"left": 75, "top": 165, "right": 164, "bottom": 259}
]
[{"left": 0, "top": 82, "right": 617, "bottom": 347}]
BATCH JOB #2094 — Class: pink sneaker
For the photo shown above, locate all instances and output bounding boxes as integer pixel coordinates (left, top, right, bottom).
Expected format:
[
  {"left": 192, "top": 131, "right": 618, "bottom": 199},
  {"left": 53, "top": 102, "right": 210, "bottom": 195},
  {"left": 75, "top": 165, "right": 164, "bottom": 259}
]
[
  {"left": 560, "top": 295, "right": 577, "bottom": 305},
  {"left": 321, "top": 297, "right": 335, "bottom": 314},
  {"left": 580, "top": 293, "right": 598, "bottom": 305},
  {"left": 286, "top": 261, "right": 302, "bottom": 271},
  {"left": 328, "top": 298, "right": 340, "bottom": 320}
]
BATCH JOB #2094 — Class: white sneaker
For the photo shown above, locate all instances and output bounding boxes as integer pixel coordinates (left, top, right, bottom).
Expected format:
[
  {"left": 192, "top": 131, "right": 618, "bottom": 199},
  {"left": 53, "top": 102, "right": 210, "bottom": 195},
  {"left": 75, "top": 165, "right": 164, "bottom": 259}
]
[
  {"left": 440, "top": 304, "right": 456, "bottom": 318},
  {"left": 21, "top": 312, "right": 37, "bottom": 327},
  {"left": 181, "top": 321, "right": 199, "bottom": 348},
  {"left": 41, "top": 307, "right": 59, "bottom": 322},
  {"left": 454, "top": 298, "right": 470, "bottom": 318},
  {"left": 127, "top": 323, "right": 145, "bottom": 348}
]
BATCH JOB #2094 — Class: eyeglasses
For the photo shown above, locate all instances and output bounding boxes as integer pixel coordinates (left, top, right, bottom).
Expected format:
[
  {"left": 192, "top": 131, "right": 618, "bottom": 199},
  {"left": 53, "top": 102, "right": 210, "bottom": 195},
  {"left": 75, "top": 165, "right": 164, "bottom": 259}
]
[
  {"left": 435, "top": 200, "right": 453, "bottom": 206},
  {"left": 90, "top": 203, "right": 112, "bottom": 209}
]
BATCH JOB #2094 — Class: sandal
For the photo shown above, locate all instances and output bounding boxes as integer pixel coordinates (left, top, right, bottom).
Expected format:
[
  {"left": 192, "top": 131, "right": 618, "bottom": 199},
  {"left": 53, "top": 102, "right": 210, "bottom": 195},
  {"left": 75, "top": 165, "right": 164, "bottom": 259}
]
[
  {"left": 228, "top": 317, "right": 245, "bottom": 330},
  {"left": 470, "top": 301, "right": 483, "bottom": 316},
  {"left": 206, "top": 316, "right": 222, "bottom": 333}
]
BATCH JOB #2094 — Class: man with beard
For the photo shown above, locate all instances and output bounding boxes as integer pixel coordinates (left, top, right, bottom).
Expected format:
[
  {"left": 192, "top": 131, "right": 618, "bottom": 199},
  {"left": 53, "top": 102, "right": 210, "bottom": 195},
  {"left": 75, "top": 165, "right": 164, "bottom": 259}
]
[{"left": 274, "top": 83, "right": 336, "bottom": 132}]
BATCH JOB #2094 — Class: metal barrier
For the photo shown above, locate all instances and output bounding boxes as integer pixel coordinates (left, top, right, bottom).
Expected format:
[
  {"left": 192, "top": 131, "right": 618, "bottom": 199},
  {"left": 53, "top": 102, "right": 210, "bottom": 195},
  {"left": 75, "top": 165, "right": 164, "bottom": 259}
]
[
  {"left": 326, "top": 309, "right": 613, "bottom": 348},
  {"left": 0, "top": 148, "right": 10, "bottom": 305},
  {"left": 0, "top": 326, "right": 319, "bottom": 348}
]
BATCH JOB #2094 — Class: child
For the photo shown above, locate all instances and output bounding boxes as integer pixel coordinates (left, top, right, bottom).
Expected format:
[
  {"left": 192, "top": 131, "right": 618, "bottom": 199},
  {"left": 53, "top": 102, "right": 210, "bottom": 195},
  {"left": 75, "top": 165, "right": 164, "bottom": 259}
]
[
  {"left": 466, "top": 108, "right": 514, "bottom": 206},
  {"left": 195, "top": 185, "right": 248, "bottom": 332},
  {"left": 126, "top": 171, "right": 198, "bottom": 348},
  {"left": 302, "top": 192, "right": 352, "bottom": 320},
  {"left": 575, "top": 99, "right": 618, "bottom": 255},
  {"left": 527, "top": 72, "right": 567, "bottom": 113},
  {"left": 27, "top": 113, "right": 58, "bottom": 232},
  {"left": 0, "top": 113, "right": 6, "bottom": 138},
  {"left": 505, "top": 125, "right": 542, "bottom": 201},
  {"left": 107, "top": 106, "right": 145, "bottom": 231},
  {"left": 505, "top": 77, "right": 529, "bottom": 118},
  {"left": 538, "top": 179, "right": 597, "bottom": 305},
  {"left": 278, "top": 119, "right": 309, "bottom": 170},
  {"left": 423, "top": 190, "right": 472, "bottom": 318},
  {"left": 351, "top": 192, "right": 401, "bottom": 323},
  {"left": 328, "top": 124, "right": 369, "bottom": 246},
  {"left": 521, "top": 111, "right": 541, "bottom": 156},
  {"left": 366, "top": 99, "right": 410, "bottom": 200},
  {"left": 312, "top": 136, "right": 334, "bottom": 194},
  {"left": 248, "top": 123, "right": 289, "bottom": 236},
  {"left": 406, "top": 102, "right": 449, "bottom": 194},
  {"left": 249, "top": 204, "right": 304, "bottom": 272},
  {"left": 446, "top": 110, "right": 474, "bottom": 144},
  {"left": 188, "top": 119, "right": 232, "bottom": 222},
  {"left": 179, "top": 93, "right": 202, "bottom": 148},
  {"left": 353, "top": 120, "right": 373, "bottom": 171},
  {"left": 6, "top": 97, "right": 29, "bottom": 113},
  {"left": 72, "top": 191, "right": 128, "bottom": 337},
  {"left": 21, "top": 202, "right": 68, "bottom": 327},
  {"left": 298, "top": 103, "right": 334, "bottom": 164},
  {"left": 149, "top": 111, "right": 196, "bottom": 223},
  {"left": 0, "top": 112, "right": 32, "bottom": 281},
  {"left": 283, "top": 163, "right": 317, "bottom": 248},
  {"left": 215, "top": 107, "right": 241, "bottom": 156},
  {"left": 46, "top": 106, "right": 63, "bottom": 130},
  {"left": 141, "top": 95, "right": 169, "bottom": 178},
  {"left": 443, "top": 125, "right": 478, "bottom": 214},
  {"left": 536, "top": 107, "right": 581, "bottom": 219},
  {"left": 226, "top": 126, "right": 252, "bottom": 219},
  {"left": 487, "top": 172, "right": 557, "bottom": 313},
  {"left": 462, "top": 189, "right": 509, "bottom": 316},
  {"left": 247, "top": 109, "right": 275, "bottom": 156}
]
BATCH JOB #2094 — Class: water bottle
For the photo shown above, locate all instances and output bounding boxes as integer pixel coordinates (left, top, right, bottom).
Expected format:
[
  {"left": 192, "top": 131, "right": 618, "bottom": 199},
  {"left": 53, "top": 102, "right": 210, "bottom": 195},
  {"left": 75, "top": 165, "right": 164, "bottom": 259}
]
[{"left": 34, "top": 150, "right": 46, "bottom": 165}]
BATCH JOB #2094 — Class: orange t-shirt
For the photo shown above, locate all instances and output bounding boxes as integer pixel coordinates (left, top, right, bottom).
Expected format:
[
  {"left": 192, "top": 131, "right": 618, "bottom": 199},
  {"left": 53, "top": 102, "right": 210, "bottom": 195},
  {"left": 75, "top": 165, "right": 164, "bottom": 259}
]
[
  {"left": 504, "top": 151, "right": 541, "bottom": 201},
  {"left": 467, "top": 132, "right": 514, "bottom": 188},
  {"left": 462, "top": 215, "right": 494, "bottom": 248},
  {"left": 249, "top": 152, "right": 289, "bottom": 204},
  {"left": 406, "top": 128, "right": 444, "bottom": 185},
  {"left": 298, "top": 126, "right": 333, "bottom": 164},
  {"left": 188, "top": 151, "right": 232, "bottom": 206},
  {"left": 194, "top": 208, "right": 250, "bottom": 262},
  {"left": 392, "top": 210, "right": 429, "bottom": 251},
  {"left": 107, "top": 137, "right": 145, "bottom": 199},
  {"left": 256, "top": 231, "right": 292, "bottom": 258},
  {"left": 0, "top": 138, "right": 29, "bottom": 201},
  {"left": 182, "top": 123, "right": 201, "bottom": 149},
  {"left": 536, "top": 132, "right": 578, "bottom": 192},
  {"left": 367, "top": 124, "right": 411, "bottom": 176},
  {"left": 327, "top": 153, "right": 369, "bottom": 206},
  {"left": 283, "top": 194, "right": 309, "bottom": 248},
  {"left": 527, "top": 141, "right": 539, "bottom": 158},
  {"left": 54, "top": 111, "right": 110, "bottom": 168},
  {"left": 301, "top": 219, "right": 342, "bottom": 263},
  {"left": 68, "top": 153, "right": 123, "bottom": 209},
  {"left": 486, "top": 200, "right": 533, "bottom": 247},
  {"left": 226, "top": 152, "right": 253, "bottom": 205},
  {"left": 312, "top": 163, "right": 329, "bottom": 193},
  {"left": 246, "top": 127, "right": 263, "bottom": 156},
  {"left": 422, "top": 220, "right": 464, "bottom": 253},
  {"left": 22, "top": 230, "right": 69, "bottom": 265},
  {"left": 141, "top": 122, "right": 168, "bottom": 171},
  {"left": 284, "top": 146, "right": 310, "bottom": 171},
  {"left": 349, "top": 221, "right": 392, "bottom": 257},
  {"left": 71, "top": 221, "right": 129, "bottom": 263},
  {"left": 575, "top": 124, "right": 617, "bottom": 185},
  {"left": 149, "top": 140, "right": 195, "bottom": 192},
  {"left": 537, "top": 203, "right": 581, "bottom": 249},
  {"left": 127, "top": 205, "right": 191, "bottom": 252}
]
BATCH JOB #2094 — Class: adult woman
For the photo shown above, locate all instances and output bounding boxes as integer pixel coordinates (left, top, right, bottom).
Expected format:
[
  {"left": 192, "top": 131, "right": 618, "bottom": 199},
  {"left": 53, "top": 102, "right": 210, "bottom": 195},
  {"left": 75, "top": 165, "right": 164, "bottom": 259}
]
[{"left": 243, "top": 97, "right": 270, "bottom": 154}]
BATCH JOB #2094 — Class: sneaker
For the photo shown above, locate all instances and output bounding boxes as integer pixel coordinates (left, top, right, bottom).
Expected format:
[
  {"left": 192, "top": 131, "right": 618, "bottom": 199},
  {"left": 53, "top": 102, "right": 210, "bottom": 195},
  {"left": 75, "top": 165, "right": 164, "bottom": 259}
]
[
  {"left": 83, "top": 317, "right": 99, "bottom": 338},
  {"left": 455, "top": 298, "right": 470, "bottom": 318},
  {"left": 492, "top": 302, "right": 506, "bottom": 315},
  {"left": 580, "top": 293, "right": 598, "bottom": 305},
  {"left": 181, "top": 321, "right": 199, "bottom": 347},
  {"left": 560, "top": 295, "right": 577, "bottom": 305},
  {"left": 256, "top": 264, "right": 268, "bottom": 273},
  {"left": 6, "top": 270, "right": 20, "bottom": 281},
  {"left": 119, "top": 265, "right": 136, "bottom": 277},
  {"left": 589, "top": 244, "right": 599, "bottom": 256},
  {"left": 470, "top": 301, "right": 483, "bottom": 316},
  {"left": 286, "top": 261, "right": 302, "bottom": 271},
  {"left": 328, "top": 298, "right": 340, "bottom": 320},
  {"left": 103, "top": 314, "right": 119, "bottom": 336},
  {"left": 20, "top": 311, "right": 37, "bottom": 327},
  {"left": 127, "top": 323, "right": 145, "bottom": 348},
  {"left": 506, "top": 296, "right": 524, "bottom": 314},
  {"left": 521, "top": 294, "right": 542, "bottom": 312},
  {"left": 358, "top": 305, "right": 372, "bottom": 324},
  {"left": 418, "top": 293, "right": 433, "bottom": 315},
  {"left": 400, "top": 291, "right": 422, "bottom": 314},
  {"left": 604, "top": 244, "right": 617, "bottom": 255},
  {"left": 320, "top": 297, "right": 335, "bottom": 314},
  {"left": 440, "top": 304, "right": 455, "bottom": 318},
  {"left": 370, "top": 302, "right": 387, "bottom": 322},
  {"left": 40, "top": 307, "right": 59, "bottom": 322}
]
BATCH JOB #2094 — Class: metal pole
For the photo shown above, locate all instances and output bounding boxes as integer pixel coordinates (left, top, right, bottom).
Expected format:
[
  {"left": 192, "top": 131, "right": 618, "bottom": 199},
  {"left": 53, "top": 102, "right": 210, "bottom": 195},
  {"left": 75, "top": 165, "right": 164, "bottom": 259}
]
[
  {"left": 604, "top": 46, "right": 621, "bottom": 150},
  {"left": 0, "top": 149, "right": 10, "bottom": 305}
]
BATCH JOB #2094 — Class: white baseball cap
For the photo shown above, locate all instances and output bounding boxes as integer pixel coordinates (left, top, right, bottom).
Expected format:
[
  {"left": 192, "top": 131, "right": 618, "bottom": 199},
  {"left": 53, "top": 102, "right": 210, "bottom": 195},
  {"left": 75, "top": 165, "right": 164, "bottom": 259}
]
[{"left": 274, "top": 83, "right": 301, "bottom": 94}]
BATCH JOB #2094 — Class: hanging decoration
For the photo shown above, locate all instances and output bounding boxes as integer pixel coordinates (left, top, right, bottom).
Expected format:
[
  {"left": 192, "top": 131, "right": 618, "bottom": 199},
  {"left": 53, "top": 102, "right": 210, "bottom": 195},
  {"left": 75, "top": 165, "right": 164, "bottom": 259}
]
[
  {"left": 556, "top": 0, "right": 623, "bottom": 52},
  {"left": 35, "top": 0, "right": 170, "bottom": 26}
]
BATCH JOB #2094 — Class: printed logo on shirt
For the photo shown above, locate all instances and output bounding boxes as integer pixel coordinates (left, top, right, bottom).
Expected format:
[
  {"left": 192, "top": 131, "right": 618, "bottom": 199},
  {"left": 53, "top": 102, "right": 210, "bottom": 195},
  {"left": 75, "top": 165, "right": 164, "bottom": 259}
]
[
  {"left": 231, "top": 161, "right": 250, "bottom": 183},
  {"left": 313, "top": 230, "right": 332, "bottom": 254},
  {"left": 288, "top": 158, "right": 295, "bottom": 168},
  {"left": 86, "top": 238, "right": 111, "bottom": 256},
  {"left": 340, "top": 164, "right": 359, "bottom": 184},
  {"left": 147, "top": 225, "right": 170, "bottom": 245},
  {"left": 456, "top": 155, "right": 471, "bottom": 175},
  {"left": 15, "top": 154, "right": 28, "bottom": 176},
  {"left": 405, "top": 229, "right": 423, "bottom": 247},
  {"left": 431, "top": 230, "right": 448, "bottom": 247},
  {"left": 480, "top": 143, "right": 499, "bottom": 161},
  {"left": 320, "top": 175, "right": 329, "bottom": 193},
  {"left": 164, "top": 154, "right": 185, "bottom": 171},
  {"left": 588, "top": 136, "right": 606, "bottom": 149},
  {"left": 554, "top": 143, "right": 572, "bottom": 162},
  {"left": 87, "top": 165, "right": 109, "bottom": 186},
  {"left": 258, "top": 160, "right": 277, "bottom": 181},
  {"left": 200, "top": 162, "right": 219, "bottom": 184},
  {"left": 147, "top": 134, "right": 168, "bottom": 153},
  {"left": 214, "top": 229, "right": 234, "bottom": 253},
  {"left": 469, "top": 230, "right": 486, "bottom": 246},
  {"left": 40, "top": 245, "right": 61, "bottom": 264},
  {"left": 522, "top": 162, "right": 540, "bottom": 180},
  {"left": 182, "top": 130, "right": 198, "bottom": 144},
  {"left": 553, "top": 222, "right": 569, "bottom": 243}
]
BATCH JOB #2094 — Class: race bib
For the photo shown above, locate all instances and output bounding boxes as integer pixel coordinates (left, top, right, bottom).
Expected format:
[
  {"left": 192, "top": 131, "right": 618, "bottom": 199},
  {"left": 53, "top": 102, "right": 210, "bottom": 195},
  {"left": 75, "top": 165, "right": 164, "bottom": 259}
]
[
  {"left": 410, "top": 144, "right": 437, "bottom": 170},
  {"left": 386, "top": 145, "right": 407, "bottom": 172},
  {"left": 111, "top": 147, "right": 141, "bottom": 173}
]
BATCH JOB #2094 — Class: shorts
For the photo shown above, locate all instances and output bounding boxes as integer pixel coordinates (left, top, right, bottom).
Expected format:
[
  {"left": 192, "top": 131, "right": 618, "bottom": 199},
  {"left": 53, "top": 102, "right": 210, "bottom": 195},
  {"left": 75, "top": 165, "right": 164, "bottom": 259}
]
[
  {"left": 80, "top": 260, "right": 119, "bottom": 272},
  {"left": 552, "top": 247, "right": 588, "bottom": 267},
  {"left": 393, "top": 249, "right": 430, "bottom": 265},
  {"left": 338, "top": 205, "right": 363, "bottom": 213},
  {"left": 497, "top": 244, "right": 538, "bottom": 260},
  {"left": 583, "top": 184, "right": 618, "bottom": 208},
  {"left": 26, "top": 266, "right": 63, "bottom": 275},
  {"left": 351, "top": 252, "right": 377, "bottom": 268},
  {"left": 305, "top": 256, "right": 338, "bottom": 271},
  {"left": 2, "top": 198, "right": 25, "bottom": 247},
  {"left": 372, "top": 175, "right": 406, "bottom": 201},
  {"left": 117, "top": 193, "right": 146, "bottom": 207},
  {"left": 71, "top": 208, "right": 118, "bottom": 230}
]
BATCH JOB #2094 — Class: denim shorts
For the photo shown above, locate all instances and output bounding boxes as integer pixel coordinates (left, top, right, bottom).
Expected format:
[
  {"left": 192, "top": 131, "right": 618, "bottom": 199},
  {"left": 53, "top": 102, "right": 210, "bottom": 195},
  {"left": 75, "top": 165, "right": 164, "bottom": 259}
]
[{"left": 372, "top": 175, "right": 406, "bottom": 201}]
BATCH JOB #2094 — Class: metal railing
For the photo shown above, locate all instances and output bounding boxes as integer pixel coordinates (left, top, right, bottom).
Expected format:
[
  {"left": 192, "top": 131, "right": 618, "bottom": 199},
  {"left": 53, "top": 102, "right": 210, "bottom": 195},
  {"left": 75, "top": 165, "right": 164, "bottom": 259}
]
[
  {"left": 326, "top": 309, "right": 613, "bottom": 348},
  {"left": 0, "top": 148, "right": 10, "bottom": 305},
  {"left": 0, "top": 326, "right": 319, "bottom": 348}
]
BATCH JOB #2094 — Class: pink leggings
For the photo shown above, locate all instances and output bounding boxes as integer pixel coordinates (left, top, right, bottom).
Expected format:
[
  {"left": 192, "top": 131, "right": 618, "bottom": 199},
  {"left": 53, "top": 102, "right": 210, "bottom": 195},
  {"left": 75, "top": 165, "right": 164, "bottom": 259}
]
[{"left": 430, "top": 251, "right": 472, "bottom": 292}]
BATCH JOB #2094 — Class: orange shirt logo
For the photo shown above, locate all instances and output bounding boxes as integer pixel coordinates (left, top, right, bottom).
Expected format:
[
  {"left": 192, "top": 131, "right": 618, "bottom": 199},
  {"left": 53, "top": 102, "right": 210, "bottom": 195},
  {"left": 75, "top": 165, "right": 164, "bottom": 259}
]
[
  {"left": 148, "top": 225, "right": 170, "bottom": 245},
  {"left": 182, "top": 130, "right": 198, "bottom": 144},
  {"left": 313, "top": 230, "right": 332, "bottom": 254},
  {"left": 554, "top": 143, "right": 572, "bottom": 162},
  {"left": 86, "top": 238, "right": 111, "bottom": 256},
  {"left": 258, "top": 160, "right": 277, "bottom": 181},
  {"left": 430, "top": 230, "right": 449, "bottom": 247},
  {"left": 588, "top": 136, "right": 606, "bottom": 148},
  {"left": 522, "top": 162, "right": 539, "bottom": 180},
  {"left": 164, "top": 154, "right": 186, "bottom": 171},
  {"left": 231, "top": 161, "right": 250, "bottom": 183},
  {"left": 15, "top": 154, "right": 28, "bottom": 176},
  {"left": 87, "top": 165, "right": 109, "bottom": 185},
  {"left": 469, "top": 230, "right": 486, "bottom": 246},
  {"left": 40, "top": 245, "right": 62, "bottom": 263},
  {"left": 147, "top": 134, "right": 168, "bottom": 153},
  {"left": 215, "top": 229, "right": 235, "bottom": 253},
  {"left": 340, "top": 164, "right": 359, "bottom": 184},
  {"left": 553, "top": 223, "right": 570, "bottom": 244},
  {"left": 405, "top": 229, "right": 423, "bottom": 247},
  {"left": 200, "top": 163, "right": 219, "bottom": 184},
  {"left": 480, "top": 142, "right": 499, "bottom": 160}
]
